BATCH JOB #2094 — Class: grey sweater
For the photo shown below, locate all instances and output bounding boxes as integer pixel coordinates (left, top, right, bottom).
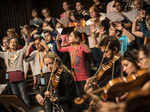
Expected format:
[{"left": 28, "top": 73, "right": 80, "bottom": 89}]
[{"left": 0, "top": 35, "right": 29, "bottom": 72}]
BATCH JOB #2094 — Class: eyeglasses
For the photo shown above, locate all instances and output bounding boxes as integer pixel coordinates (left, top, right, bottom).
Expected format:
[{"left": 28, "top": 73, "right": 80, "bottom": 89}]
[{"left": 138, "top": 57, "right": 147, "bottom": 62}]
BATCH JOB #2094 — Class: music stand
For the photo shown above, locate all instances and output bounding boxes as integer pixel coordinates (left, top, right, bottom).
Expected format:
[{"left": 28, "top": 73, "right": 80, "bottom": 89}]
[{"left": 0, "top": 95, "right": 30, "bottom": 112}]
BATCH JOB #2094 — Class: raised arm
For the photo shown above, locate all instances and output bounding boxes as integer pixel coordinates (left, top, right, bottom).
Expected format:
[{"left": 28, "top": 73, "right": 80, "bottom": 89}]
[
  {"left": 132, "top": 17, "right": 143, "bottom": 38},
  {"left": 115, "top": 22, "right": 135, "bottom": 44}
]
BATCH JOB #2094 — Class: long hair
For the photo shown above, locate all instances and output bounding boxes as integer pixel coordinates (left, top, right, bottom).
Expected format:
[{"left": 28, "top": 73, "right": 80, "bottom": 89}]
[
  {"left": 7, "top": 28, "right": 19, "bottom": 38},
  {"left": 43, "top": 52, "right": 71, "bottom": 74},
  {"left": 89, "top": 6, "right": 101, "bottom": 26}
]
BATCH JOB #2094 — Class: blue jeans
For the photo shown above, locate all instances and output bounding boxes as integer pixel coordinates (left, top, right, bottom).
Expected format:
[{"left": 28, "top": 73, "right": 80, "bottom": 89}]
[
  {"left": 10, "top": 81, "right": 30, "bottom": 107},
  {"left": 75, "top": 81, "right": 86, "bottom": 98}
]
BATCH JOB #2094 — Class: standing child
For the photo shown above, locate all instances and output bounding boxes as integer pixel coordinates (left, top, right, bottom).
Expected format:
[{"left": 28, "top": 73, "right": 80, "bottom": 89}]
[
  {"left": 0, "top": 36, "right": 12, "bottom": 94},
  {"left": 0, "top": 34, "right": 30, "bottom": 107},
  {"left": 56, "top": 31, "right": 91, "bottom": 98},
  {"left": 25, "top": 36, "right": 50, "bottom": 92}
]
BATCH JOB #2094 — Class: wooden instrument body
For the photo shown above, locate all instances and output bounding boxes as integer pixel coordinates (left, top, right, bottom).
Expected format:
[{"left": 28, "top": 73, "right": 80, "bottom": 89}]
[{"left": 101, "top": 69, "right": 149, "bottom": 101}]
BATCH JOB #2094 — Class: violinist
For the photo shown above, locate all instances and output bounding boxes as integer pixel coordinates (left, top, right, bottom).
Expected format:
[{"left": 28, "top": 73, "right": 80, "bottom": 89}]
[
  {"left": 35, "top": 52, "right": 77, "bottom": 112},
  {"left": 85, "top": 36, "right": 122, "bottom": 90}
]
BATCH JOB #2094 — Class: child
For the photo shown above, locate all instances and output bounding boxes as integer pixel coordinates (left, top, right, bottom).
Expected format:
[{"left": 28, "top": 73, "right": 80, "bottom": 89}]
[
  {"left": 0, "top": 34, "right": 30, "bottom": 107},
  {"left": 56, "top": 30, "right": 91, "bottom": 98},
  {"left": 0, "top": 36, "right": 12, "bottom": 94},
  {"left": 25, "top": 36, "right": 50, "bottom": 92},
  {"left": 60, "top": 1, "right": 70, "bottom": 19},
  {"left": 30, "top": 8, "right": 43, "bottom": 35},
  {"left": 6, "top": 28, "right": 19, "bottom": 38}
]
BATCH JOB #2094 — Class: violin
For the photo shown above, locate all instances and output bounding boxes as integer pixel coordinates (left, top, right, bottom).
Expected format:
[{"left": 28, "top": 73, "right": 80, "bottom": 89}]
[
  {"left": 74, "top": 69, "right": 149, "bottom": 104},
  {"left": 126, "top": 87, "right": 150, "bottom": 112},
  {"left": 89, "top": 54, "right": 120, "bottom": 85}
]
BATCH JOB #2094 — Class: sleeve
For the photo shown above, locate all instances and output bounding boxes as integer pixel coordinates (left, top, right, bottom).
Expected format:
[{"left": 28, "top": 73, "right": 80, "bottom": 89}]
[
  {"left": 58, "top": 46, "right": 71, "bottom": 53},
  {"left": 29, "top": 19, "right": 32, "bottom": 25},
  {"left": 51, "top": 30, "right": 57, "bottom": 39},
  {"left": 21, "top": 34, "right": 29, "bottom": 54},
  {"left": 0, "top": 51, "right": 5, "bottom": 59},
  {"left": 80, "top": 45, "right": 88, "bottom": 53},
  {"left": 107, "top": 3, "right": 110, "bottom": 14},
  {"left": 140, "top": 20, "right": 150, "bottom": 38},
  {"left": 30, "top": 35, "right": 36, "bottom": 50},
  {"left": 39, "top": 18, "right": 43, "bottom": 26},
  {"left": 58, "top": 72, "right": 75, "bottom": 105},
  {"left": 25, "top": 51, "right": 36, "bottom": 62}
]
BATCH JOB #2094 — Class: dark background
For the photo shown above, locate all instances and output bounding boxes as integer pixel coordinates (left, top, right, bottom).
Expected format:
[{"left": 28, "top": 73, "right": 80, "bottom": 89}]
[{"left": 0, "top": 0, "right": 111, "bottom": 40}]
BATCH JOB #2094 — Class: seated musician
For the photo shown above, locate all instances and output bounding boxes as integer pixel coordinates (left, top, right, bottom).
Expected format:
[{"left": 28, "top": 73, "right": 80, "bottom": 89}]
[
  {"left": 35, "top": 52, "right": 77, "bottom": 112},
  {"left": 85, "top": 36, "right": 122, "bottom": 91}
]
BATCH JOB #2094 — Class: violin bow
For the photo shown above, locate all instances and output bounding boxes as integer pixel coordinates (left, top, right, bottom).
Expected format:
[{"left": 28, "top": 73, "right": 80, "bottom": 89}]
[
  {"left": 89, "top": 41, "right": 111, "bottom": 85},
  {"left": 44, "top": 57, "right": 57, "bottom": 101}
]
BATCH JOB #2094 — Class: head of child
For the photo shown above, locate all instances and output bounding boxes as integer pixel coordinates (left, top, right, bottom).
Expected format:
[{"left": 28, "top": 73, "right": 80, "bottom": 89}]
[
  {"left": 89, "top": 6, "right": 100, "bottom": 18},
  {"left": 42, "top": 21, "right": 49, "bottom": 29},
  {"left": 76, "top": 1, "right": 84, "bottom": 12},
  {"left": 68, "top": 31, "right": 82, "bottom": 44},
  {"left": 133, "top": 0, "right": 142, "bottom": 11},
  {"left": 9, "top": 37, "right": 19, "bottom": 51},
  {"left": 3, "top": 36, "right": 10, "bottom": 49},
  {"left": 145, "top": 17, "right": 150, "bottom": 30},
  {"left": 23, "top": 25, "right": 30, "bottom": 35},
  {"left": 55, "top": 23, "right": 63, "bottom": 29},
  {"left": 69, "top": 10, "right": 80, "bottom": 22},
  {"left": 34, "top": 36, "right": 45, "bottom": 51},
  {"left": 93, "top": 0, "right": 100, "bottom": 3},
  {"left": 115, "top": 0, "right": 125, "bottom": 12},
  {"left": 7, "top": 28, "right": 18, "bottom": 38},
  {"left": 62, "top": 1, "right": 70, "bottom": 11},
  {"left": 32, "top": 8, "right": 38, "bottom": 18},
  {"left": 42, "top": 7, "right": 50, "bottom": 18},
  {"left": 44, "top": 30, "right": 53, "bottom": 43},
  {"left": 109, "top": 22, "right": 122, "bottom": 37}
]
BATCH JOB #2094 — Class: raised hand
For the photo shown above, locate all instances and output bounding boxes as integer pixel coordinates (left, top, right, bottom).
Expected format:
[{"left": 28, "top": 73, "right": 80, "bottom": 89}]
[
  {"left": 98, "top": 26, "right": 106, "bottom": 35},
  {"left": 56, "top": 34, "right": 61, "bottom": 42},
  {"left": 40, "top": 39, "right": 47, "bottom": 46},
  {"left": 114, "top": 22, "right": 123, "bottom": 31},
  {"left": 36, "top": 94, "right": 44, "bottom": 106},
  {"left": 90, "top": 24, "right": 98, "bottom": 34}
]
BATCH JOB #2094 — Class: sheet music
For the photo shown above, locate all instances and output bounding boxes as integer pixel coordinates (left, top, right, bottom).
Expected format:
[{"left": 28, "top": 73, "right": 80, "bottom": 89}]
[
  {"left": 123, "top": 9, "right": 140, "bottom": 22},
  {"left": 100, "top": 11, "right": 124, "bottom": 22},
  {"left": 57, "top": 28, "right": 63, "bottom": 34},
  {"left": 56, "top": 16, "right": 70, "bottom": 26},
  {"left": 0, "top": 84, "right": 7, "bottom": 94},
  {"left": 76, "top": 26, "right": 91, "bottom": 34}
]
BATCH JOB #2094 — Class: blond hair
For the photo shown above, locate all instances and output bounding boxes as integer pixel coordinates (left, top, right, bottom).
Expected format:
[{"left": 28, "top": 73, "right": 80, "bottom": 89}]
[
  {"left": 43, "top": 52, "right": 71, "bottom": 74},
  {"left": 89, "top": 6, "right": 101, "bottom": 26},
  {"left": 3, "top": 36, "right": 10, "bottom": 42}
]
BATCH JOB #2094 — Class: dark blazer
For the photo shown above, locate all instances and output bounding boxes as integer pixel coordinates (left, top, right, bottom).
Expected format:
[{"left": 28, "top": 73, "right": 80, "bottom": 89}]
[{"left": 41, "top": 69, "right": 77, "bottom": 112}]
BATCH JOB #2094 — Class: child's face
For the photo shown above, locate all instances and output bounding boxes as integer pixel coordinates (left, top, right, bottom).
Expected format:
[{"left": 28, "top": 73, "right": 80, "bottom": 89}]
[
  {"left": 9, "top": 39, "right": 18, "bottom": 50},
  {"left": 115, "top": 2, "right": 122, "bottom": 12},
  {"left": 109, "top": 25, "right": 117, "bottom": 36},
  {"left": 62, "top": 2, "right": 69, "bottom": 11},
  {"left": 22, "top": 28, "right": 29, "bottom": 34},
  {"left": 7, "top": 32, "right": 14, "bottom": 38},
  {"left": 70, "top": 13, "right": 75, "bottom": 21},
  {"left": 32, "top": 10, "right": 37, "bottom": 18},
  {"left": 42, "top": 23, "right": 48, "bottom": 29},
  {"left": 76, "top": 2, "right": 82, "bottom": 11},
  {"left": 44, "top": 32, "right": 53, "bottom": 42},
  {"left": 89, "top": 9, "right": 97, "bottom": 18},
  {"left": 68, "top": 32, "right": 75, "bottom": 44},
  {"left": 3, "top": 39, "right": 9, "bottom": 49},
  {"left": 34, "top": 40, "right": 44, "bottom": 51},
  {"left": 133, "top": 1, "right": 141, "bottom": 10},
  {"left": 56, "top": 23, "right": 62, "bottom": 29}
]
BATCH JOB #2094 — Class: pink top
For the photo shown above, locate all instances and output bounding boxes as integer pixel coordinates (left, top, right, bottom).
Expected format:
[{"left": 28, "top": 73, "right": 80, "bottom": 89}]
[
  {"left": 107, "top": 1, "right": 117, "bottom": 14},
  {"left": 60, "top": 35, "right": 69, "bottom": 45},
  {"left": 60, "top": 13, "right": 67, "bottom": 19},
  {"left": 58, "top": 44, "right": 89, "bottom": 81}
]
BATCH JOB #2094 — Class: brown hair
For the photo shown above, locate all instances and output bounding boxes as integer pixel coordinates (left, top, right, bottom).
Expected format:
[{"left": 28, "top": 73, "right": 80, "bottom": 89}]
[{"left": 7, "top": 28, "right": 19, "bottom": 38}]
